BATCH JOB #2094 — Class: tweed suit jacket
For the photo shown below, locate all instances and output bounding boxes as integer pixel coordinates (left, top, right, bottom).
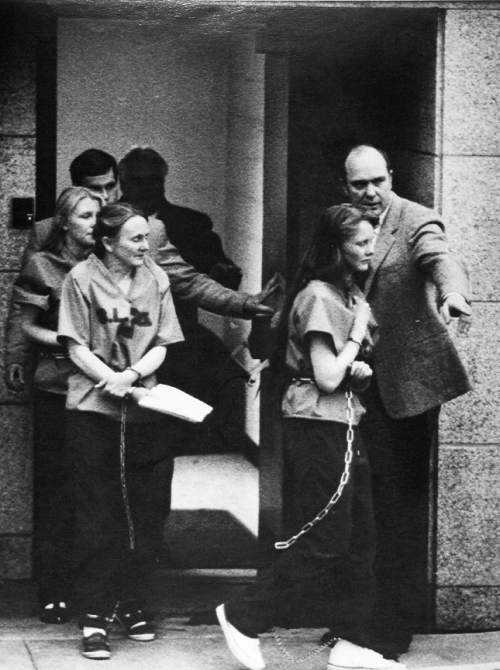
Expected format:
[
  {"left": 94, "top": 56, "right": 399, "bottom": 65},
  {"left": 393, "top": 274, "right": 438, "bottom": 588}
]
[{"left": 365, "top": 193, "right": 471, "bottom": 419}]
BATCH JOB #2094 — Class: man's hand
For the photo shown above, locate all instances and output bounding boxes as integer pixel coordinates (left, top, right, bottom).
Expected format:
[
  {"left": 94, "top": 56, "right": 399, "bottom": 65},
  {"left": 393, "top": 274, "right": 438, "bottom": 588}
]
[
  {"left": 440, "top": 293, "right": 472, "bottom": 325},
  {"left": 243, "top": 295, "right": 275, "bottom": 318},
  {"left": 5, "top": 363, "right": 25, "bottom": 392},
  {"left": 243, "top": 273, "right": 285, "bottom": 319}
]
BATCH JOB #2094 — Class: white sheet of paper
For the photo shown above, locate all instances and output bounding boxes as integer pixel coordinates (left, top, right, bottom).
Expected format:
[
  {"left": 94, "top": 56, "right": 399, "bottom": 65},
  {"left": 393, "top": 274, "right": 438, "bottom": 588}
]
[{"left": 137, "top": 384, "right": 213, "bottom": 423}]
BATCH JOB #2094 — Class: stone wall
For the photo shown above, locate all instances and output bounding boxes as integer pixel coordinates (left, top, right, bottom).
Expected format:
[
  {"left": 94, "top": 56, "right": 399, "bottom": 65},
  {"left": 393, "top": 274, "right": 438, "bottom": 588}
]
[
  {"left": 0, "top": 15, "right": 37, "bottom": 578},
  {"left": 437, "top": 8, "right": 500, "bottom": 629}
]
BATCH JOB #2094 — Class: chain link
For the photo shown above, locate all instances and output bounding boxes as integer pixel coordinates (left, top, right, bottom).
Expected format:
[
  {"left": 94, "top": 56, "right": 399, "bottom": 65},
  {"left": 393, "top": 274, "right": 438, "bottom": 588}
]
[
  {"left": 271, "top": 389, "right": 355, "bottom": 664},
  {"left": 272, "top": 630, "right": 338, "bottom": 664},
  {"left": 120, "top": 401, "right": 136, "bottom": 551},
  {"left": 274, "top": 389, "right": 355, "bottom": 551}
]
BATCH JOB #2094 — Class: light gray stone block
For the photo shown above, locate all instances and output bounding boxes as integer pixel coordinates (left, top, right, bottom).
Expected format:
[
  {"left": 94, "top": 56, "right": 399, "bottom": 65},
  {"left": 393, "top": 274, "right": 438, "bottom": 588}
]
[
  {"left": 0, "top": 536, "right": 32, "bottom": 579},
  {"left": 440, "top": 303, "right": 500, "bottom": 446},
  {"left": 436, "top": 446, "right": 500, "bottom": 586},
  {"left": 441, "top": 156, "right": 500, "bottom": 302},
  {"left": 0, "top": 272, "right": 34, "bottom": 404},
  {"left": 436, "top": 586, "right": 500, "bottom": 631},
  {"left": 443, "top": 10, "right": 500, "bottom": 155},
  {"left": 0, "top": 136, "right": 35, "bottom": 271},
  {"left": 0, "top": 405, "right": 33, "bottom": 534}
]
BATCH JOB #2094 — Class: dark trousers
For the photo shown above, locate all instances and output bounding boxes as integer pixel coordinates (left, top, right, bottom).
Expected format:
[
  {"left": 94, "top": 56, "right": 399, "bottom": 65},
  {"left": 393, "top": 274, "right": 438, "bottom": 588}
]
[
  {"left": 66, "top": 410, "right": 174, "bottom": 617},
  {"left": 33, "top": 391, "right": 74, "bottom": 605},
  {"left": 227, "top": 418, "right": 376, "bottom": 645},
  {"left": 159, "top": 325, "right": 247, "bottom": 456},
  {"left": 360, "top": 382, "right": 439, "bottom": 645}
]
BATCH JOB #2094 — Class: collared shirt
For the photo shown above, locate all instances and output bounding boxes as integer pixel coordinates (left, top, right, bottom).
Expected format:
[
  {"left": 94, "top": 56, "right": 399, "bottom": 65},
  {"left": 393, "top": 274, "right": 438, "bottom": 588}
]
[{"left": 372, "top": 194, "right": 392, "bottom": 245}]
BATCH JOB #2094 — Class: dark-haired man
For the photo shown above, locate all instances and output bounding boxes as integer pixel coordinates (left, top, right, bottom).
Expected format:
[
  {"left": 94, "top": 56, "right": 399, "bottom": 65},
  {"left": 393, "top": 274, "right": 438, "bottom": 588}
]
[
  {"left": 118, "top": 147, "right": 243, "bottom": 290},
  {"left": 69, "top": 148, "right": 119, "bottom": 205},
  {"left": 341, "top": 144, "right": 471, "bottom": 658},
  {"left": 26, "top": 149, "right": 119, "bottom": 260}
]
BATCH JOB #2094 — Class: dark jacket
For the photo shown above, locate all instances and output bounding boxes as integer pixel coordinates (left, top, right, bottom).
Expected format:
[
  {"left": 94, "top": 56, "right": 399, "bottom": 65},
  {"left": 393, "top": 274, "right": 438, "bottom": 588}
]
[{"left": 154, "top": 198, "right": 242, "bottom": 341}]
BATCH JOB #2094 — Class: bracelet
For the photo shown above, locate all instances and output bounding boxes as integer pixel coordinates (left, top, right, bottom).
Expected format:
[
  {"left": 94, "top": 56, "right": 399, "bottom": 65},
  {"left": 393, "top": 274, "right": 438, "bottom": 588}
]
[
  {"left": 124, "top": 367, "right": 141, "bottom": 382},
  {"left": 348, "top": 336, "right": 362, "bottom": 347}
]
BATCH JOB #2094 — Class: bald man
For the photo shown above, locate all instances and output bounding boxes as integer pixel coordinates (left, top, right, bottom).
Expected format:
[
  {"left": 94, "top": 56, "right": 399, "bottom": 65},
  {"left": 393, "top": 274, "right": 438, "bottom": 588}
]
[{"left": 341, "top": 145, "right": 471, "bottom": 658}]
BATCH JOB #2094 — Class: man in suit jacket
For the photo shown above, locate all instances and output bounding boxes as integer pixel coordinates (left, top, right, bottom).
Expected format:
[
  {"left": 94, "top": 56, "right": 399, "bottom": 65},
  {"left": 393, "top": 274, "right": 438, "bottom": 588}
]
[
  {"left": 342, "top": 145, "right": 472, "bottom": 658},
  {"left": 118, "top": 147, "right": 251, "bottom": 455}
]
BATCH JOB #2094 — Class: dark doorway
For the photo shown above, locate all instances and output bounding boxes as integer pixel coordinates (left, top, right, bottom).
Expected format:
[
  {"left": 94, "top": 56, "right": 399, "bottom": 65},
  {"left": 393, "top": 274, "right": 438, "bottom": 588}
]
[
  {"left": 286, "top": 9, "right": 440, "bottom": 267},
  {"left": 259, "top": 8, "right": 441, "bottom": 632}
]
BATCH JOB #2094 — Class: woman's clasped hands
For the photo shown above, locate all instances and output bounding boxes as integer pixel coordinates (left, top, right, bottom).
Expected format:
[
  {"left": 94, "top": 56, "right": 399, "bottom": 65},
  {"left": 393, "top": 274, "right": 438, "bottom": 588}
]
[{"left": 95, "top": 369, "right": 139, "bottom": 398}]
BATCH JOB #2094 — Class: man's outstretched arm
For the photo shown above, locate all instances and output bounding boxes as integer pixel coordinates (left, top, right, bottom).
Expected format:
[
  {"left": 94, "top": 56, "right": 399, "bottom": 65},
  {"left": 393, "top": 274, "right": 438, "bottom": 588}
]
[{"left": 155, "top": 240, "right": 273, "bottom": 319}]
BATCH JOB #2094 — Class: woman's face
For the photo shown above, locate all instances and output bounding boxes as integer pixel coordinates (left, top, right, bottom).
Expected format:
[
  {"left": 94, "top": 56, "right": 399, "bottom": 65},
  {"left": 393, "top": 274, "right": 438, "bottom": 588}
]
[
  {"left": 106, "top": 215, "right": 150, "bottom": 269},
  {"left": 341, "top": 220, "right": 376, "bottom": 274},
  {"left": 66, "top": 196, "right": 100, "bottom": 250}
]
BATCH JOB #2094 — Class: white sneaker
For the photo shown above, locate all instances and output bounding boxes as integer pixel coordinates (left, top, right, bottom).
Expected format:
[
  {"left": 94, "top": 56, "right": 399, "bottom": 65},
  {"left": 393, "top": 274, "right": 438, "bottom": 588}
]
[
  {"left": 215, "top": 603, "right": 265, "bottom": 670},
  {"left": 327, "top": 638, "right": 406, "bottom": 670}
]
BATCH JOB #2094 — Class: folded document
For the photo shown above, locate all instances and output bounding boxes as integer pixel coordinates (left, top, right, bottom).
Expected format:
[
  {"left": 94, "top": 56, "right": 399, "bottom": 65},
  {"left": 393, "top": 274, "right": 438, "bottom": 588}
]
[{"left": 137, "top": 384, "right": 213, "bottom": 423}]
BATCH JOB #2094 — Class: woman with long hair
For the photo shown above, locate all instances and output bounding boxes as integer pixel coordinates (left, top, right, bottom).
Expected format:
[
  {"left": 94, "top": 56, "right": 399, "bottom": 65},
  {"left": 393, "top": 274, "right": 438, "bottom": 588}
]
[
  {"left": 216, "top": 204, "right": 405, "bottom": 670},
  {"left": 13, "top": 186, "right": 101, "bottom": 623},
  {"left": 58, "top": 202, "right": 183, "bottom": 660}
]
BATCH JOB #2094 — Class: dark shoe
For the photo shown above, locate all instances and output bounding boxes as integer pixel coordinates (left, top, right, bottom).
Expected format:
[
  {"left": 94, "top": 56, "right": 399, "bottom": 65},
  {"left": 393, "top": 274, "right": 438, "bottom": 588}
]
[
  {"left": 371, "top": 633, "right": 412, "bottom": 660},
  {"left": 40, "top": 601, "right": 69, "bottom": 624},
  {"left": 81, "top": 631, "right": 111, "bottom": 660},
  {"left": 116, "top": 608, "right": 155, "bottom": 641}
]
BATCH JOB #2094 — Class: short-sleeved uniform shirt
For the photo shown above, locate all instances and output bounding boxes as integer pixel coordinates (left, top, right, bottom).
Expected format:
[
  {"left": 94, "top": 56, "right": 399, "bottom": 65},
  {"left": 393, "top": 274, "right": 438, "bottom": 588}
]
[
  {"left": 58, "top": 253, "right": 184, "bottom": 421},
  {"left": 281, "top": 280, "right": 375, "bottom": 425},
  {"left": 13, "top": 248, "right": 80, "bottom": 394}
]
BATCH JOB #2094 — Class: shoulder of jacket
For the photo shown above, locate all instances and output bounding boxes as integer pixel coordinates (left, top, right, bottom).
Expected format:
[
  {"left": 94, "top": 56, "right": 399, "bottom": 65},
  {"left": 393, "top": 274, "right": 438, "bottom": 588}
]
[
  {"left": 23, "top": 249, "right": 62, "bottom": 273},
  {"left": 395, "top": 194, "right": 442, "bottom": 222},
  {"left": 34, "top": 216, "right": 54, "bottom": 228},
  {"left": 162, "top": 201, "right": 212, "bottom": 227},
  {"left": 33, "top": 217, "right": 56, "bottom": 240}
]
